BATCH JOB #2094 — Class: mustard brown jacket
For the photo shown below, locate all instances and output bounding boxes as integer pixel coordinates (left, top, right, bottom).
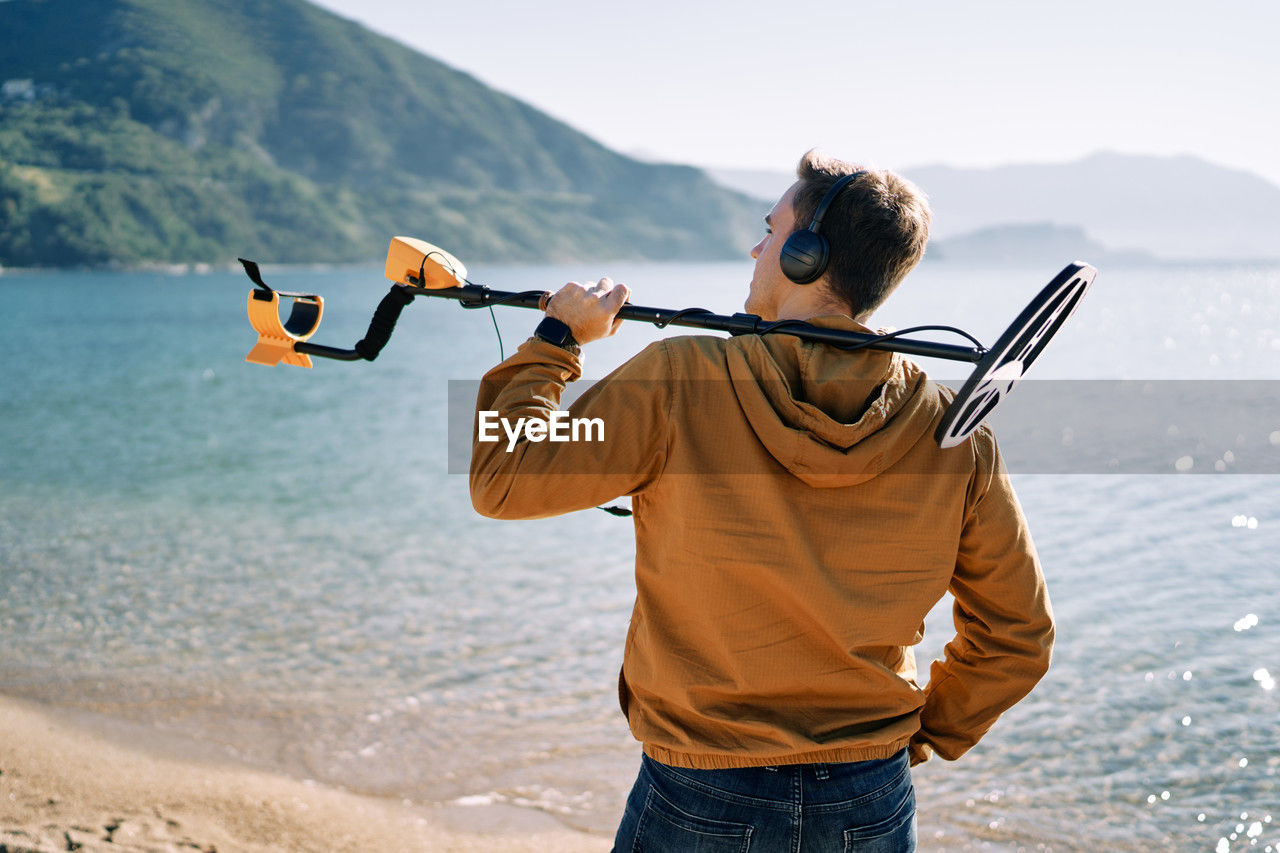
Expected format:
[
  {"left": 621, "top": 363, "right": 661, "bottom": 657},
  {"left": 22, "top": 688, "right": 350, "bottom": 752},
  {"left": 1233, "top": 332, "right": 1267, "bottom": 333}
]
[{"left": 471, "top": 315, "right": 1053, "bottom": 769}]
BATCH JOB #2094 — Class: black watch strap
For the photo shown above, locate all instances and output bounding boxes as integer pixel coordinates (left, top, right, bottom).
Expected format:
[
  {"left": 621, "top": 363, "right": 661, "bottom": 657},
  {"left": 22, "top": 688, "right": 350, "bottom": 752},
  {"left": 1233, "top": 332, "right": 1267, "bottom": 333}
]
[{"left": 534, "top": 316, "right": 579, "bottom": 349}]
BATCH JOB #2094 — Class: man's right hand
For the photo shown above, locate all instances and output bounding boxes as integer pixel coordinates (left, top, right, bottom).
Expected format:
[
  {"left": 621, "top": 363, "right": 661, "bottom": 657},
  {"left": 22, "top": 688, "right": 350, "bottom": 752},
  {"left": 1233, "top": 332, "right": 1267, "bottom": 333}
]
[{"left": 544, "top": 277, "right": 630, "bottom": 345}]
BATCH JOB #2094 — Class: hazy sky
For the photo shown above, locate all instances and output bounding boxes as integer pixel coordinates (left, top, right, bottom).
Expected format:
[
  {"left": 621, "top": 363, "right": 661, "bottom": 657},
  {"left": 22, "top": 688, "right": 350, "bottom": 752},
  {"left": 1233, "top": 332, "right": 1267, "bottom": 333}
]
[{"left": 309, "top": 0, "right": 1280, "bottom": 185}]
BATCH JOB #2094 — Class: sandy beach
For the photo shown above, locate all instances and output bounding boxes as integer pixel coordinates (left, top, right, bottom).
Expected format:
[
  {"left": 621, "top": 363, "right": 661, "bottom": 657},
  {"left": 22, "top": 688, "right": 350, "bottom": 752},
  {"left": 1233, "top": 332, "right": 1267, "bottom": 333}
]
[{"left": 0, "top": 695, "right": 610, "bottom": 853}]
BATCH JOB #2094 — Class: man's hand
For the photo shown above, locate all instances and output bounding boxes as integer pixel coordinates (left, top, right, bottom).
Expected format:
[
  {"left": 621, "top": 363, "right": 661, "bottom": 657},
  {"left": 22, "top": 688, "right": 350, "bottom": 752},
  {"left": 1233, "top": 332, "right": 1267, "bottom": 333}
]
[{"left": 544, "top": 277, "right": 630, "bottom": 345}]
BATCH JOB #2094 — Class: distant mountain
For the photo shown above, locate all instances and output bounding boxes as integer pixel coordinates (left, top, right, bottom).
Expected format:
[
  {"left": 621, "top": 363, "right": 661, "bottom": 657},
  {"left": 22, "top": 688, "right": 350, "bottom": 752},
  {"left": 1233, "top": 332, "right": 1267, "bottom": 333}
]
[
  {"left": 707, "top": 153, "right": 1280, "bottom": 263},
  {"left": 927, "top": 222, "right": 1155, "bottom": 267},
  {"left": 904, "top": 153, "right": 1280, "bottom": 261},
  {"left": 0, "top": 0, "right": 759, "bottom": 267}
]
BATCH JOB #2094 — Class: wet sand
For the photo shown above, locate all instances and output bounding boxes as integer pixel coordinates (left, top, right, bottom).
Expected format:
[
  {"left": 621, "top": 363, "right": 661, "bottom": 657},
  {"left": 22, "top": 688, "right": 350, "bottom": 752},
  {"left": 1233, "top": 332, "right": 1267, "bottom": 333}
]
[{"left": 0, "top": 695, "right": 609, "bottom": 852}]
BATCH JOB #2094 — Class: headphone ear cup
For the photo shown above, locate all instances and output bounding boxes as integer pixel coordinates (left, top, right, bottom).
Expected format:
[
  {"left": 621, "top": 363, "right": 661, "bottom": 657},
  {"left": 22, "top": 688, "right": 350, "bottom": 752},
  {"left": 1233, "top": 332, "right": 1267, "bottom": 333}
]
[{"left": 779, "top": 229, "right": 829, "bottom": 284}]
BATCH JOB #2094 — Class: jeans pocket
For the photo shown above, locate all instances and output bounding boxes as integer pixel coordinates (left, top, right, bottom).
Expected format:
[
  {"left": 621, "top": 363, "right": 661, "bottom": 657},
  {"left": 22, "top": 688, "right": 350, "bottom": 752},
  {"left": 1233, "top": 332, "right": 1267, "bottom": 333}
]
[
  {"left": 841, "top": 772, "right": 916, "bottom": 853},
  {"left": 633, "top": 785, "right": 755, "bottom": 852}
]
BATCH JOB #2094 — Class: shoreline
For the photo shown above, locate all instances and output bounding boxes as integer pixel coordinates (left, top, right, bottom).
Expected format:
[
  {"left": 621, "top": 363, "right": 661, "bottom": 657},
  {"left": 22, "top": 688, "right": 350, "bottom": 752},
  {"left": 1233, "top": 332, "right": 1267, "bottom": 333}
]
[{"left": 0, "top": 693, "right": 609, "bottom": 852}]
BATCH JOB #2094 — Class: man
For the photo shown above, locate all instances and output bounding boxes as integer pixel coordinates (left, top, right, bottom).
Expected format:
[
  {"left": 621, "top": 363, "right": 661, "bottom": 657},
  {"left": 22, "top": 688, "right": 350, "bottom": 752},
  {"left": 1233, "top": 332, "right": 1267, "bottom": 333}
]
[{"left": 470, "top": 151, "right": 1053, "bottom": 851}]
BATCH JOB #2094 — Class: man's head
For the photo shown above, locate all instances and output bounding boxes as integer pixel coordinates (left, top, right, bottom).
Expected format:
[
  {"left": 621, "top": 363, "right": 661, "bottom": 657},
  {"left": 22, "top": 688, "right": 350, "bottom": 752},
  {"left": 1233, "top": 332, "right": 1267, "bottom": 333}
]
[{"left": 747, "top": 151, "right": 931, "bottom": 322}]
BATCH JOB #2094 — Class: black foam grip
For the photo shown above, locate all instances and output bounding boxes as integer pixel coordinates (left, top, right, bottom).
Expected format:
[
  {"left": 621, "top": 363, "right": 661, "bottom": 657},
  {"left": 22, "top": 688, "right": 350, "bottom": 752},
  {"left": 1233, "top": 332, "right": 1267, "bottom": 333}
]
[{"left": 355, "top": 286, "right": 415, "bottom": 361}]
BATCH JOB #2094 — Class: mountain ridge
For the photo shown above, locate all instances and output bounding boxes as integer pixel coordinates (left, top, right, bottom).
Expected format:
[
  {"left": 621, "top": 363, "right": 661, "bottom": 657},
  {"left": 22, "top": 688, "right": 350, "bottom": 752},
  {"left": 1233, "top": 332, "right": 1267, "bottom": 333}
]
[
  {"left": 0, "top": 0, "right": 761, "bottom": 267},
  {"left": 708, "top": 152, "right": 1280, "bottom": 263}
]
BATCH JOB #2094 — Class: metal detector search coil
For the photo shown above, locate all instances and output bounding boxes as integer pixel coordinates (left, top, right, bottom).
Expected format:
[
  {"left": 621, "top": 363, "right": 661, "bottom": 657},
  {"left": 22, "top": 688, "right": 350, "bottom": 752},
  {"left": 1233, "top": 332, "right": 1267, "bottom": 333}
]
[
  {"left": 240, "top": 237, "right": 1097, "bottom": 448},
  {"left": 935, "top": 262, "right": 1094, "bottom": 448}
]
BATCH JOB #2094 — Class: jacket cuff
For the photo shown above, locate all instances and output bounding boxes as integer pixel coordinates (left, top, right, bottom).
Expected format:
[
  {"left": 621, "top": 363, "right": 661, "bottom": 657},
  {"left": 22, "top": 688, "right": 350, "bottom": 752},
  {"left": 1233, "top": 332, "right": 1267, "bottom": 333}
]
[
  {"left": 521, "top": 336, "right": 583, "bottom": 371},
  {"left": 908, "top": 740, "right": 932, "bottom": 767}
]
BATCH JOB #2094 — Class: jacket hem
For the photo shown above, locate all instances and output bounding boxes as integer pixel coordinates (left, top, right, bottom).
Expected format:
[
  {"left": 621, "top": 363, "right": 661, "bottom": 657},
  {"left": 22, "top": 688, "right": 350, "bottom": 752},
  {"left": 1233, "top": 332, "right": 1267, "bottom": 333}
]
[{"left": 641, "top": 738, "right": 914, "bottom": 770}]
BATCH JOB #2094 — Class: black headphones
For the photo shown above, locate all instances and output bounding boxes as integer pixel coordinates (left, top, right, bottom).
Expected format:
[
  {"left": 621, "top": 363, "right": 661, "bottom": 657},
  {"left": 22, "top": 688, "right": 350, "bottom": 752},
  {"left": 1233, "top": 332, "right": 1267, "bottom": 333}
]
[{"left": 779, "top": 171, "right": 865, "bottom": 284}]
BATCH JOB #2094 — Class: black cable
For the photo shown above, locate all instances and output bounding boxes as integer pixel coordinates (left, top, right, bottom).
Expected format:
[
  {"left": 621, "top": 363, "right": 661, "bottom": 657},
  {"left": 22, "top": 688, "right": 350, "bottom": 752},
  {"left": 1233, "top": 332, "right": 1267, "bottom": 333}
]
[
  {"left": 652, "top": 307, "right": 714, "bottom": 329},
  {"left": 456, "top": 288, "right": 545, "bottom": 362},
  {"left": 456, "top": 288, "right": 548, "bottom": 309},
  {"left": 753, "top": 318, "right": 818, "bottom": 337},
  {"left": 837, "top": 324, "right": 986, "bottom": 352},
  {"left": 755, "top": 320, "right": 985, "bottom": 353},
  {"left": 488, "top": 305, "right": 505, "bottom": 361},
  {"left": 418, "top": 251, "right": 535, "bottom": 359}
]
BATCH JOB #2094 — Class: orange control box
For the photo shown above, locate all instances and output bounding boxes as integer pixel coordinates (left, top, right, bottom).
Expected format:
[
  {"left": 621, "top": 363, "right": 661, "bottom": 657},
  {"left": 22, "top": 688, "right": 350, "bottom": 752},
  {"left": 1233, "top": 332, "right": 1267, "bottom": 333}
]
[{"left": 383, "top": 237, "right": 468, "bottom": 289}]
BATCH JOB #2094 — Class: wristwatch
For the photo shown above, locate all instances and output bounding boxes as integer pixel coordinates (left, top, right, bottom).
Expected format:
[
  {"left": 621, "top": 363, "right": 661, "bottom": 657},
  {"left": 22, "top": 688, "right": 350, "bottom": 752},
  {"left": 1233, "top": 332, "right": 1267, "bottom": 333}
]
[{"left": 534, "top": 316, "right": 579, "bottom": 351}]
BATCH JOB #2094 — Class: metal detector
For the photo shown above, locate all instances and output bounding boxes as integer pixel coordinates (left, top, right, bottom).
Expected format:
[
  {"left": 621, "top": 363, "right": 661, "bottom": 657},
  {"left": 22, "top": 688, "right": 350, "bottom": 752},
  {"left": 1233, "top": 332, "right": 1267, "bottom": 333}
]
[{"left": 241, "top": 236, "right": 1097, "bottom": 448}]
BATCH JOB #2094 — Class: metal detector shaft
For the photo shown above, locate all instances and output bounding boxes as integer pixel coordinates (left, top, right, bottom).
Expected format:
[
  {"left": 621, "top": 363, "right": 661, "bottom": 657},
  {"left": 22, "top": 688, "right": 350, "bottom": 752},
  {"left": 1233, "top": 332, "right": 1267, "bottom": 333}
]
[
  {"left": 402, "top": 284, "right": 987, "bottom": 364},
  {"left": 243, "top": 243, "right": 1094, "bottom": 449},
  {"left": 294, "top": 341, "right": 365, "bottom": 361}
]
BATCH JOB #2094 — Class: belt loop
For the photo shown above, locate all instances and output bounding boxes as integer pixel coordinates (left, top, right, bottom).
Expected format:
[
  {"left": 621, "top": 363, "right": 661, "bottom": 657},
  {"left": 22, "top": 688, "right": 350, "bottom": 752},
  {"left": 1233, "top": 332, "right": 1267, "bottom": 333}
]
[{"left": 814, "top": 765, "right": 829, "bottom": 780}]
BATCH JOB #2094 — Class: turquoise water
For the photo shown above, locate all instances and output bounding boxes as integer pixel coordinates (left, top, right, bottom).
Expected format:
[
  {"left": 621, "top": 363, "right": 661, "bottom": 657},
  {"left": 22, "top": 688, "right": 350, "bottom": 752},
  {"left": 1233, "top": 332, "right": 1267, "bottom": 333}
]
[{"left": 2, "top": 261, "right": 1279, "bottom": 849}]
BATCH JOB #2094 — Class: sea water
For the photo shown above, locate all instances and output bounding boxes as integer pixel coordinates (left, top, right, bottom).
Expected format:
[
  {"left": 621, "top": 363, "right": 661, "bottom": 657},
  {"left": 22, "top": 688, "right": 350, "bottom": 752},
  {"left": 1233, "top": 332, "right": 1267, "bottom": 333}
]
[{"left": 1, "top": 261, "right": 1278, "bottom": 850}]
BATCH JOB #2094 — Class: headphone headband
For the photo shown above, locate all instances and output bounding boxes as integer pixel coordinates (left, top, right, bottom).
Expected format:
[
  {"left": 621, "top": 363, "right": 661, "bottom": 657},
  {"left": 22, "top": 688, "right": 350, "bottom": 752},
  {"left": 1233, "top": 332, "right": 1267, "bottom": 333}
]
[{"left": 807, "top": 171, "right": 863, "bottom": 231}]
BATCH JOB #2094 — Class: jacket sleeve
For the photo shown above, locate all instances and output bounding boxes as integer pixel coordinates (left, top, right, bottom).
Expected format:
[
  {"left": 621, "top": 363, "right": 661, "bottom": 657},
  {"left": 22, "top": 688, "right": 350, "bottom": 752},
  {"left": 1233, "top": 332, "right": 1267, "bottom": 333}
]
[
  {"left": 470, "top": 337, "right": 673, "bottom": 519},
  {"left": 909, "top": 431, "right": 1054, "bottom": 764}
]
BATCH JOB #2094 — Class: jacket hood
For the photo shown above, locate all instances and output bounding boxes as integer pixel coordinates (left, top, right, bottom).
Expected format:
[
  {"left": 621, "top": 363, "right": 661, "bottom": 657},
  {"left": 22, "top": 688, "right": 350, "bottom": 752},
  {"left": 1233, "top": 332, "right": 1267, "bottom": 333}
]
[{"left": 725, "top": 315, "right": 943, "bottom": 486}]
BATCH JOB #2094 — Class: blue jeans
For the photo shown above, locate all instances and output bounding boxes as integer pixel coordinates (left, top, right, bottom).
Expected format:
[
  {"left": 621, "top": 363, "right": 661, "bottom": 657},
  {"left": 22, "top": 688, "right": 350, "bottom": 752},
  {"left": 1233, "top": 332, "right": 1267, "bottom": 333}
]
[{"left": 612, "top": 750, "right": 916, "bottom": 852}]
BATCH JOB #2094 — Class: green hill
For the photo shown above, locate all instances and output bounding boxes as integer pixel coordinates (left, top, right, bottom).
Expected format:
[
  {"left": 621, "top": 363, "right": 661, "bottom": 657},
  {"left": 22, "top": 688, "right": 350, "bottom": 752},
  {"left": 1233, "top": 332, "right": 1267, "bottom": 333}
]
[{"left": 0, "top": 0, "right": 761, "bottom": 267}]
